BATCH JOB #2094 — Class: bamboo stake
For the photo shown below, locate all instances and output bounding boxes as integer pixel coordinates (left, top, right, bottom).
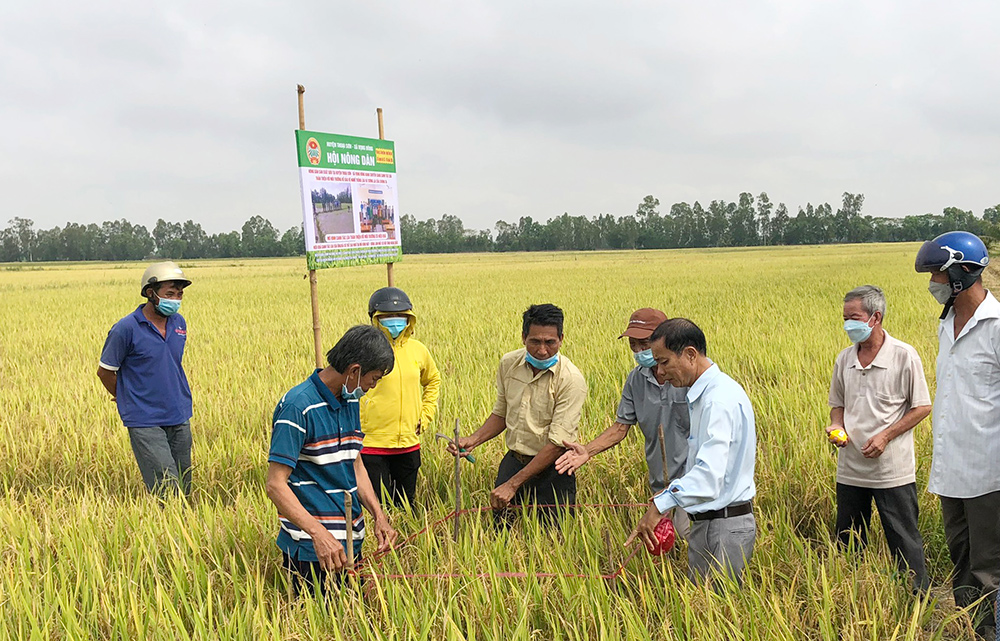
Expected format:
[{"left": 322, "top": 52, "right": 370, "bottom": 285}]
[
  {"left": 453, "top": 418, "right": 462, "bottom": 541},
  {"left": 377, "top": 107, "right": 395, "bottom": 288},
  {"left": 298, "top": 84, "right": 324, "bottom": 368}
]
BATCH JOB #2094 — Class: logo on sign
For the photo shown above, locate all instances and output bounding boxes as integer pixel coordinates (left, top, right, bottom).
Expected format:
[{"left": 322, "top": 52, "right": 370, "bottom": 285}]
[{"left": 306, "top": 138, "right": 321, "bottom": 165}]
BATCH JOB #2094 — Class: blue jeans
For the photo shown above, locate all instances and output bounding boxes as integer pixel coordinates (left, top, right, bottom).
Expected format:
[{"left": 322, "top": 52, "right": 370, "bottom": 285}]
[{"left": 127, "top": 421, "right": 192, "bottom": 498}]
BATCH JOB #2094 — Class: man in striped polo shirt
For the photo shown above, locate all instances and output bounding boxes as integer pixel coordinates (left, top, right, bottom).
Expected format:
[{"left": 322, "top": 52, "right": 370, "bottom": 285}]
[{"left": 266, "top": 326, "right": 399, "bottom": 595}]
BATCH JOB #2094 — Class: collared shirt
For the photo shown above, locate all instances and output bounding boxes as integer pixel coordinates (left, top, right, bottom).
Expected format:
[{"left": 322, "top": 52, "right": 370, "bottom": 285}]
[
  {"left": 268, "top": 370, "right": 365, "bottom": 562},
  {"left": 828, "top": 330, "right": 932, "bottom": 489},
  {"left": 616, "top": 366, "right": 690, "bottom": 493},
  {"left": 492, "top": 349, "right": 587, "bottom": 457},
  {"left": 652, "top": 363, "right": 756, "bottom": 515},
  {"left": 99, "top": 305, "right": 192, "bottom": 428},
  {"left": 929, "top": 290, "right": 1000, "bottom": 499}
]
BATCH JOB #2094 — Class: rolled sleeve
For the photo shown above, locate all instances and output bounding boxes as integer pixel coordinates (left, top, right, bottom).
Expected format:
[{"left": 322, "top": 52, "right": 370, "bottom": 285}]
[
  {"left": 545, "top": 373, "right": 587, "bottom": 447},
  {"left": 99, "top": 322, "right": 130, "bottom": 372},
  {"left": 491, "top": 360, "right": 508, "bottom": 418},
  {"left": 828, "top": 353, "right": 845, "bottom": 408},
  {"left": 615, "top": 373, "right": 638, "bottom": 425},
  {"left": 268, "top": 403, "right": 307, "bottom": 469}
]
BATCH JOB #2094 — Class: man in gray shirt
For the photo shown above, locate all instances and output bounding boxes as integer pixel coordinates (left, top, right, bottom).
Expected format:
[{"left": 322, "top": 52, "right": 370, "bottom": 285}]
[{"left": 556, "top": 308, "right": 691, "bottom": 535}]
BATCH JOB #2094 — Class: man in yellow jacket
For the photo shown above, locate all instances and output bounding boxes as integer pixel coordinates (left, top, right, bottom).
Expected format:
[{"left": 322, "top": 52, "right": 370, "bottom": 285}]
[{"left": 360, "top": 287, "right": 442, "bottom": 508}]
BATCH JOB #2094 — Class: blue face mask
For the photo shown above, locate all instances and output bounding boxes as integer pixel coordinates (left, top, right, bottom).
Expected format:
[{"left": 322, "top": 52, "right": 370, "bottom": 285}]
[
  {"left": 155, "top": 297, "right": 182, "bottom": 317},
  {"left": 634, "top": 349, "right": 657, "bottom": 368},
  {"left": 844, "top": 318, "right": 875, "bottom": 344},
  {"left": 341, "top": 370, "right": 366, "bottom": 401},
  {"left": 525, "top": 352, "right": 559, "bottom": 370},
  {"left": 379, "top": 317, "right": 408, "bottom": 339}
]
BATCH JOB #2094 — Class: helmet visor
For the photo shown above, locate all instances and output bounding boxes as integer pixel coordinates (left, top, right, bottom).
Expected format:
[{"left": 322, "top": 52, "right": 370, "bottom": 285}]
[{"left": 914, "top": 241, "right": 955, "bottom": 273}]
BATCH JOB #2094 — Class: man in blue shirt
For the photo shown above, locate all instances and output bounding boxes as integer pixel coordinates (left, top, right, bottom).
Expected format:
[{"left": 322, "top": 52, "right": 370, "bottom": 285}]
[
  {"left": 97, "top": 261, "right": 194, "bottom": 498},
  {"left": 627, "top": 318, "right": 757, "bottom": 584},
  {"left": 266, "top": 325, "right": 399, "bottom": 595}
]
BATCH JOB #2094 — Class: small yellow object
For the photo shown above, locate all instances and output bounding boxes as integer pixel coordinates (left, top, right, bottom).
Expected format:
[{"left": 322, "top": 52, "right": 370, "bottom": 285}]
[{"left": 829, "top": 429, "right": 848, "bottom": 445}]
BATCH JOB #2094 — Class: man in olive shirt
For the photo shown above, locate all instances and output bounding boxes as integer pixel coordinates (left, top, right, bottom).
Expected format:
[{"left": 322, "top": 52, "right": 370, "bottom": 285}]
[{"left": 451, "top": 304, "right": 587, "bottom": 524}]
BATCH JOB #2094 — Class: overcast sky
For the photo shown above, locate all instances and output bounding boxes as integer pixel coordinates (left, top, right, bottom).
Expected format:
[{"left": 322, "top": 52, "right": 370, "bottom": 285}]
[{"left": 3, "top": 1, "right": 999, "bottom": 234}]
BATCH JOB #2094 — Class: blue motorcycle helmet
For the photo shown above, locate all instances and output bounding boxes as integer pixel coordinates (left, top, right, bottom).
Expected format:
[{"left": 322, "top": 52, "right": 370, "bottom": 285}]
[{"left": 915, "top": 231, "right": 989, "bottom": 316}]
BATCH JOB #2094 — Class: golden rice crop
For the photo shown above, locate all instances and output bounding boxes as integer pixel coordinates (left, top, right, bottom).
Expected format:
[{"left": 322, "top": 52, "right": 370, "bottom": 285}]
[{"left": 0, "top": 244, "right": 989, "bottom": 639}]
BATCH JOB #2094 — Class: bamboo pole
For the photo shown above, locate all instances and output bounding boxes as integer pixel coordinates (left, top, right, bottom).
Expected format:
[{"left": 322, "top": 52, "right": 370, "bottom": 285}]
[
  {"left": 344, "top": 491, "right": 355, "bottom": 573},
  {"left": 453, "top": 418, "right": 462, "bottom": 541},
  {"left": 298, "top": 84, "right": 324, "bottom": 368},
  {"left": 377, "top": 107, "right": 395, "bottom": 288}
]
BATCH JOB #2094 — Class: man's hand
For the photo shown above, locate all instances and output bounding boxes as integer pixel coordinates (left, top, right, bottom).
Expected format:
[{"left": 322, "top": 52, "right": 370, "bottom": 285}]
[
  {"left": 372, "top": 514, "right": 398, "bottom": 553},
  {"left": 825, "top": 425, "right": 848, "bottom": 448},
  {"left": 415, "top": 420, "right": 422, "bottom": 436},
  {"left": 447, "top": 436, "right": 475, "bottom": 459},
  {"left": 309, "top": 527, "right": 347, "bottom": 572},
  {"left": 625, "top": 503, "right": 663, "bottom": 553},
  {"left": 861, "top": 431, "right": 889, "bottom": 458},
  {"left": 555, "top": 441, "right": 591, "bottom": 476},
  {"left": 490, "top": 481, "right": 518, "bottom": 509}
]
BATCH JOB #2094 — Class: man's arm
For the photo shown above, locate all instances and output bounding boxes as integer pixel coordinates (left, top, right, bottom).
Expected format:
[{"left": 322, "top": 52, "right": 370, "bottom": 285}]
[
  {"left": 96, "top": 367, "right": 117, "bottom": 399},
  {"left": 555, "top": 422, "right": 632, "bottom": 475},
  {"left": 861, "top": 405, "right": 931, "bottom": 458},
  {"left": 353, "top": 455, "right": 398, "bottom": 552},
  {"left": 264, "top": 462, "right": 347, "bottom": 572},
  {"left": 491, "top": 442, "right": 567, "bottom": 508},
  {"left": 448, "top": 412, "right": 507, "bottom": 457}
]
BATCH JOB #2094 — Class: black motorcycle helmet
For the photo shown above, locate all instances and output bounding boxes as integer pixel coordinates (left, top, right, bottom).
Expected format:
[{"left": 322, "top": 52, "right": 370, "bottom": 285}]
[{"left": 368, "top": 287, "right": 412, "bottom": 318}]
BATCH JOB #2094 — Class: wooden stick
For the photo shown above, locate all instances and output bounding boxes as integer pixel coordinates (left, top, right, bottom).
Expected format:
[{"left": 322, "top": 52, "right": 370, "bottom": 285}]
[
  {"left": 453, "top": 418, "right": 462, "bottom": 541},
  {"left": 344, "top": 490, "right": 355, "bottom": 573},
  {"left": 297, "top": 85, "right": 324, "bottom": 369},
  {"left": 657, "top": 423, "right": 668, "bottom": 489},
  {"left": 377, "top": 106, "right": 394, "bottom": 288}
]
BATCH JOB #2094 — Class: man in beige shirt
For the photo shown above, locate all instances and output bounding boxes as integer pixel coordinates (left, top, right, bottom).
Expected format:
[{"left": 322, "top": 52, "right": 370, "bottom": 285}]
[
  {"left": 827, "top": 285, "right": 932, "bottom": 592},
  {"left": 450, "top": 303, "right": 587, "bottom": 525}
]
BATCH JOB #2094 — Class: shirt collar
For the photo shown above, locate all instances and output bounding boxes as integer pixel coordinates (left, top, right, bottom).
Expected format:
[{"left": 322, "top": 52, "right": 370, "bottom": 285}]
[
  {"left": 516, "top": 348, "right": 559, "bottom": 380},
  {"left": 309, "top": 368, "right": 346, "bottom": 407},
  {"left": 131, "top": 304, "right": 176, "bottom": 330},
  {"left": 686, "top": 362, "right": 719, "bottom": 403},
  {"left": 640, "top": 365, "right": 663, "bottom": 386},
  {"left": 849, "top": 329, "right": 895, "bottom": 370}
]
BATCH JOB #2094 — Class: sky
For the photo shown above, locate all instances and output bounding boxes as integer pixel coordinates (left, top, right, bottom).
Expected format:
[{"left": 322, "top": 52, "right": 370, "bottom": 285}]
[{"left": 2, "top": 1, "right": 999, "bottom": 234}]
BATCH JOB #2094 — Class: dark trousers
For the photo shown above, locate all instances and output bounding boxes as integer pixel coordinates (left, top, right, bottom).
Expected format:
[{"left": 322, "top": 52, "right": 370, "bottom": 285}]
[
  {"left": 493, "top": 450, "right": 576, "bottom": 527},
  {"left": 836, "top": 483, "right": 929, "bottom": 592},
  {"left": 282, "top": 549, "right": 362, "bottom": 597},
  {"left": 940, "top": 491, "right": 1000, "bottom": 638},
  {"left": 127, "top": 422, "right": 192, "bottom": 498},
  {"left": 361, "top": 450, "right": 421, "bottom": 508}
]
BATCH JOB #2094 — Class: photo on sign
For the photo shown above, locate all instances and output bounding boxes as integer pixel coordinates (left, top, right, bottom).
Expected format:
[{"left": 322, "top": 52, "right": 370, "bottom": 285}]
[
  {"left": 310, "top": 183, "right": 354, "bottom": 243},
  {"left": 356, "top": 183, "right": 398, "bottom": 241}
]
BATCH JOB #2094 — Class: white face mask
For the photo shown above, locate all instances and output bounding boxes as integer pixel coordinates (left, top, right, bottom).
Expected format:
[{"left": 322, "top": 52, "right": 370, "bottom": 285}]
[{"left": 929, "top": 281, "right": 953, "bottom": 305}]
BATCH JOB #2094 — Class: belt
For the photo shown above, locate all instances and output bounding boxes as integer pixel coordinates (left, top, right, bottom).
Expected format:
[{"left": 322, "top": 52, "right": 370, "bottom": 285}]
[
  {"left": 510, "top": 450, "right": 535, "bottom": 465},
  {"left": 688, "top": 501, "right": 753, "bottom": 522}
]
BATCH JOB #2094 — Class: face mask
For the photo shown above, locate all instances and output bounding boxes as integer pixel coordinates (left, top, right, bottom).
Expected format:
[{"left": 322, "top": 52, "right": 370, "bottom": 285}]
[
  {"left": 379, "top": 316, "right": 408, "bottom": 339},
  {"left": 929, "top": 281, "right": 954, "bottom": 305},
  {"left": 155, "top": 297, "right": 182, "bottom": 316},
  {"left": 843, "top": 318, "right": 875, "bottom": 344},
  {"left": 634, "top": 349, "right": 657, "bottom": 368},
  {"left": 341, "top": 369, "right": 365, "bottom": 401},
  {"left": 525, "top": 352, "right": 559, "bottom": 370}
]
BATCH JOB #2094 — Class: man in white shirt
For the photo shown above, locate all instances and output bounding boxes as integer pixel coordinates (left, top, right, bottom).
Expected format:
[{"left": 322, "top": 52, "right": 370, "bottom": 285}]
[
  {"left": 827, "top": 285, "right": 932, "bottom": 592},
  {"left": 626, "top": 318, "right": 756, "bottom": 584},
  {"left": 915, "top": 231, "right": 1000, "bottom": 638}
]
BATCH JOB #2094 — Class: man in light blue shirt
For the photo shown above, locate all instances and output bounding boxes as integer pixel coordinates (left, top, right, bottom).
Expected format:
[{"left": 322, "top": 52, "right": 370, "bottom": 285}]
[{"left": 627, "top": 318, "right": 757, "bottom": 583}]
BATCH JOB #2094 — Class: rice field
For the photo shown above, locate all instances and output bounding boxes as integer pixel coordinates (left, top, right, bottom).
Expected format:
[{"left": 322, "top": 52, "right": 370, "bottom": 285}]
[{"left": 0, "top": 244, "right": 992, "bottom": 640}]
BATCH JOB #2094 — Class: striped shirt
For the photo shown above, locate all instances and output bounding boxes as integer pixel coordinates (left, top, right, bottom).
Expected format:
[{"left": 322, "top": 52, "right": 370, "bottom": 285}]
[
  {"left": 268, "top": 369, "right": 364, "bottom": 562},
  {"left": 928, "top": 291, "right": 1000, "bottom": 499}
]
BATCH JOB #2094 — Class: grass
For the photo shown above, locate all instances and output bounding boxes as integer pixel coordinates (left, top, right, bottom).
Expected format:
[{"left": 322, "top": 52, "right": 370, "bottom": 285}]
[{"left": 0, "top": 244, "right": 991, "bottom": 639}]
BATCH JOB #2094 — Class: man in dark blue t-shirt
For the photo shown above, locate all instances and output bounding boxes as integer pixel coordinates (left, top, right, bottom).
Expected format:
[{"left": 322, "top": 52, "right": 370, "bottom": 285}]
[
  {"left": 266, "top": 325, "right": 399, "bottom": 595},
  {"left": 98, "top": 261, "right": 194, "bottom": 498}
]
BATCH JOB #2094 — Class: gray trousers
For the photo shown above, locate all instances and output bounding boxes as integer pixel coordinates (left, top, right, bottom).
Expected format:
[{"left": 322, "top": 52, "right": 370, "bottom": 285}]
[
  {"left": 127, "top": 422, "right": 192, "bottom": 498},
  {"left": 940, "top": 491, "right": 1000, "bottom": 637},
  {"left": 687, "top": 512, "right": 756, "bottom": 584}
]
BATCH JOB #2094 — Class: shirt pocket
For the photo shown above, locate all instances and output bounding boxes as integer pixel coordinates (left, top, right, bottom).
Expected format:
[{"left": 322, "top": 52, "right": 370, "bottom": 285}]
[
  {"left": 529, "top": 386, "right": 555, "bottom": 424},
  {"left": 968, "top": 356, "right": 1000, "bottom": 397}
]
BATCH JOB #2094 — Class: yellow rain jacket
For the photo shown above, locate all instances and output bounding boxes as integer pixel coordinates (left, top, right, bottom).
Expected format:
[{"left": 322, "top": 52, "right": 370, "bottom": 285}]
[{"left": 360, "top": 309, "right": 442, "bottom": 451}]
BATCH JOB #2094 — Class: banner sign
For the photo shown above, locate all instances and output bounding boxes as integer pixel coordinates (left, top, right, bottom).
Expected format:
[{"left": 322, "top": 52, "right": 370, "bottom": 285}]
[{"left": 295, "top": 130, "right": 402, "bottom": 269}]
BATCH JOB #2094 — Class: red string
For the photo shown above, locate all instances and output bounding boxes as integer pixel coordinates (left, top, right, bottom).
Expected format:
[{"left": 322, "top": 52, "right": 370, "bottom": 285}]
[{"left": 353, "top": 502, "right": 650, "bottom": 581}]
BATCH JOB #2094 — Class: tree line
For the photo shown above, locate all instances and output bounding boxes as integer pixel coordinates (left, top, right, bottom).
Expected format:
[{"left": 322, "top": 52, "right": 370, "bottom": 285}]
[
  {"left": 0, "top": 216, "right": 304, "bottom": 262},
  {"left": 401, "top": 192, "right": 1000, "bottom": 253},
  {"left": 4, "top": 192, "right": 1000, "bottom": 262}
]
